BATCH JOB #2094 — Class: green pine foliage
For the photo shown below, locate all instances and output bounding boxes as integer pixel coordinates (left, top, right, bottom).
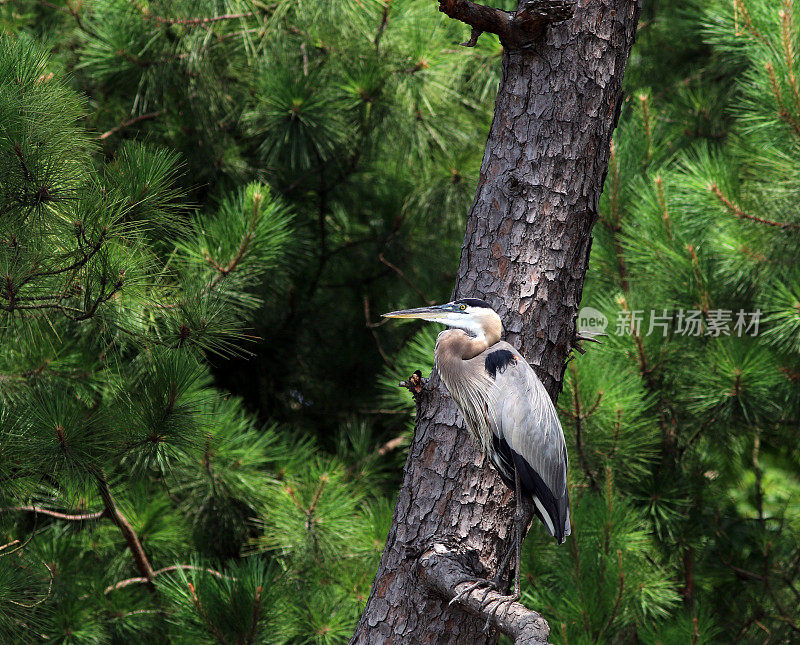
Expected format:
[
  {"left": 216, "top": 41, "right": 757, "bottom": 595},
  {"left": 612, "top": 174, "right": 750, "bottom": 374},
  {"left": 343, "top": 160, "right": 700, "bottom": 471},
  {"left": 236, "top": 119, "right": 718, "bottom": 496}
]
[
  {"left": 0, "top": 29, "right": 384, "bottom": 643},
  {"left": 2, "top": 0, "right": 799, "bottom": 642},
  {"left": 558, "top": 0, "right": 800, "bottom": 640}
]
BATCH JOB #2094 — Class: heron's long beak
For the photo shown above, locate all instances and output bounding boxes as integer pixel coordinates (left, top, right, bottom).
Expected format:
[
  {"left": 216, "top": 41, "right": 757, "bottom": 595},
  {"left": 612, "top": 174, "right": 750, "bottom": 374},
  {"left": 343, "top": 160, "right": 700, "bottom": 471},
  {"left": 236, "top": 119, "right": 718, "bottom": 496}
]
[{"left": 382, "top": 305, "right": 447, "bottom": 320}]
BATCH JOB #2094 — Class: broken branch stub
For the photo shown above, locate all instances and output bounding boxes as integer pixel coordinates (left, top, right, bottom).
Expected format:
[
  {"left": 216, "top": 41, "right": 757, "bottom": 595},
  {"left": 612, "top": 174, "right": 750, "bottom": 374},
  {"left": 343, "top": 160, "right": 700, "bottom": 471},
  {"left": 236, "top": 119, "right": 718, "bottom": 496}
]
[
  {"left": 438, "top": 0, "right": 576, "bottom": 48},
  {"left": 399, "top": 369, "right": 425, "bottom": 398}
]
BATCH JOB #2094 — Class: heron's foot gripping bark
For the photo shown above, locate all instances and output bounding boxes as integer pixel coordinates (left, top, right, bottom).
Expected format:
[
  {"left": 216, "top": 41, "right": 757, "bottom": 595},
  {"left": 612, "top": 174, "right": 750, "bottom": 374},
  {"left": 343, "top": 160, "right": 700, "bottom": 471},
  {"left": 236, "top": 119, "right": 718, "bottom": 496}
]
[{"left": 448, "top": 576, "right": 499, "bottom": 608}]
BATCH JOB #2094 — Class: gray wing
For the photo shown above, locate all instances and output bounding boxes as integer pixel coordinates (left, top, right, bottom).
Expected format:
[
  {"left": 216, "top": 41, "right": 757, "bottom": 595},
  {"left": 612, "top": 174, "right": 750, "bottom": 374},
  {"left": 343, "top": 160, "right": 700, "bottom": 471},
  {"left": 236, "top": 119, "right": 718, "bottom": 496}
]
[{"left": 484, "top": 341, "right": 571, "bottom": 543}]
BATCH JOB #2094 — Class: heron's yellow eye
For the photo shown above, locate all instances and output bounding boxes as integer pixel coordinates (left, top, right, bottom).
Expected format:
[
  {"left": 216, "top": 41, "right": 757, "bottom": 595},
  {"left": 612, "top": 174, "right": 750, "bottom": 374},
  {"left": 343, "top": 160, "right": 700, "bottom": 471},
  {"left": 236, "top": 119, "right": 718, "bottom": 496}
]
[{"left": 459, "top": 304, "right": 466, "bottom": 311}]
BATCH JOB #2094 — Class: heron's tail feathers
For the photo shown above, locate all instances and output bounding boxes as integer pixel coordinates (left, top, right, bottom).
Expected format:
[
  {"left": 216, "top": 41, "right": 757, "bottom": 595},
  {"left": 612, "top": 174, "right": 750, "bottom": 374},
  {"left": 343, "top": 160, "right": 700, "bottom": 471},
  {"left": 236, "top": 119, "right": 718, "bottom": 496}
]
[
  {"left": 559, "top": 507, "right": 572, "bottom": 544},
  {"left": 489, "top": 434, "right": 572, "bottom": 543}
]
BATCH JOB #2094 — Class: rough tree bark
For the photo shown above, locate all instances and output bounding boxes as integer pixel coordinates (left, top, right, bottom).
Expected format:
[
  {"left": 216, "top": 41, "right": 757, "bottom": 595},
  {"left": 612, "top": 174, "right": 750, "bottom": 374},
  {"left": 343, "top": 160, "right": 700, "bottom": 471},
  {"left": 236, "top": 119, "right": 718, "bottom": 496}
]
[{"left": 352, "top": 1, "right": 641, "bottom": 642}]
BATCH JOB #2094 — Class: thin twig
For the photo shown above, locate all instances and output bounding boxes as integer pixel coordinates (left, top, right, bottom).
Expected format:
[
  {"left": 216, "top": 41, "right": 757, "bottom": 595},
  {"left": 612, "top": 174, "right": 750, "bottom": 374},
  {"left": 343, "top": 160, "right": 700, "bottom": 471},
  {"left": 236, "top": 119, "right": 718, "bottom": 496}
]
[
  {"left": 245, "top": 586, "right": 264, "bottom": 645},
  {"left": 710, "top": 182, "right": 800, "bottom": 229},
  {"left": 93, "top": 470, "right": 156, "bottom": 588},
  {"left": 363, "top": 296, "right": 392, "bottom": 366},
  {"left": 568, "top": 363, "right": 598, "bottom": 490},
  {"left": 148, "top": 12, "right": 255, "bottom": 25},
  {"left": 4, "top": 506, "right": 104, "bottom": 521},
  {"left": 374, "top": 0, "right": 392, "bottom": 51},
  {"left": 189, "top": 582, "right": 231, "bottom": 645},
  {"left": 378, "top": 253, "right": 433, "bottom": 304},
  {"left": 104, "top": 564, "right": 232, "bottom": 594},
  {"left": 98, "top": 110, "right": 165, "bottom": 140},
  {"left": 598, "top": 551, "right": 625, "bottom": 639},
  {"left": 0, "top": 513, "right": 38, "bottom": 557},
  {"left": 377, "top": 434, "right": 409, "bottom": 456},
  {"left": 7, "top": 561, "right": 54, "bottom": 608}
]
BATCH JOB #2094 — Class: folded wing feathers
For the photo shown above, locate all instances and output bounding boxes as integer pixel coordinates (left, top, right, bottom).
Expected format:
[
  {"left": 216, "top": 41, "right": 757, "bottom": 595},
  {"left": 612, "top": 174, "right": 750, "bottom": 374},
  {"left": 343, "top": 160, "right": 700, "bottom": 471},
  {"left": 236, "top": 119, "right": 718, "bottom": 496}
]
[{"left": 487, "top": 342, "right": 571, "bottom": 543}]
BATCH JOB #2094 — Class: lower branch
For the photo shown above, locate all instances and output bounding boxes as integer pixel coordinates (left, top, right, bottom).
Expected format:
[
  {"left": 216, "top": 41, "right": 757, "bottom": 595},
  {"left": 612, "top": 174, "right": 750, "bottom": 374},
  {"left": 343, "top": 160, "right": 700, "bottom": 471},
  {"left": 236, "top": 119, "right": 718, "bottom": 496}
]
[{"left": 418, "top": 544, "right": 550, "bottom": 644}]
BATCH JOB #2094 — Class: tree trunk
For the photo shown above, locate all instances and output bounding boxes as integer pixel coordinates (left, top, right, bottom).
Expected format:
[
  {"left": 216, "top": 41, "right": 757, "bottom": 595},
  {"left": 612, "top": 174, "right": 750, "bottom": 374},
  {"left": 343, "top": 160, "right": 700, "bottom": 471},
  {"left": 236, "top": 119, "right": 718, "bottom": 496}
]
[{"left": 352, "top": 1, "right": 641, "bottom": 642}]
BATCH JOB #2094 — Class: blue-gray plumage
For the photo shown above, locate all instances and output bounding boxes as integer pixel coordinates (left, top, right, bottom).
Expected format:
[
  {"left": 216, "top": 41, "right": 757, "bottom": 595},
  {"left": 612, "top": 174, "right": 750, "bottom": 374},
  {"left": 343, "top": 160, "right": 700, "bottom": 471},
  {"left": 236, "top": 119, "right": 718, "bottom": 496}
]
[
  {"left": 483, "top": 341, "right": 570, "bottom": 544},
  {"left": 382, "top": 298, "right": 571, "bottom": 606}
]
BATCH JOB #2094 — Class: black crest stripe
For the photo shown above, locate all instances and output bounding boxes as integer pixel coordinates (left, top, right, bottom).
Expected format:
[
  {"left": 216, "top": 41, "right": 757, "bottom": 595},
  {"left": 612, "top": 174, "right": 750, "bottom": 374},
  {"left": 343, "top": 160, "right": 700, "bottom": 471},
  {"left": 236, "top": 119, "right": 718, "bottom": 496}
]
[{"left": 454, "top": 298, "right": 493, "bottom": 309}]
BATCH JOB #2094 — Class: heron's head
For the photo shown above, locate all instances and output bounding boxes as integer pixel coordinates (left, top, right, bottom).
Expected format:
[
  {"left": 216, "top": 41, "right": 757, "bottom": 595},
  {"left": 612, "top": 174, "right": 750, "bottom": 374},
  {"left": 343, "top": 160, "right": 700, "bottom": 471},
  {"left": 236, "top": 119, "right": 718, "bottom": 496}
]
[{"left": 382, "top": 298, "right": 502, "bottom": 340}]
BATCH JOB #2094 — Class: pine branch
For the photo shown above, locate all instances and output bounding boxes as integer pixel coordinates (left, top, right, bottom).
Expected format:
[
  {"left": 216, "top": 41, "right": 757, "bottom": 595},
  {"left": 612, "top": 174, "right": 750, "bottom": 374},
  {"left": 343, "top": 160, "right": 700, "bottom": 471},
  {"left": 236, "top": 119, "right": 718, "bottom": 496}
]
[
  {"left": 245, "top": 586, "right": 263, "bottom": 645},
  {"left": 363, "top": 294, "right": 396, "bottom": 368},
  {"left": 765, "top": 60, "right": 800, "bottom": 137},
  {"left": 376, "top": 434, "right": 408, "bottom": 456},
  {"left": 567, "top": 363, "right": 599, "bottom": 490},
  {"left": 147, "top": 12, "right": 256, "bottom": 26},
  {"left": 779, "top": 3, "right": 800, "bottom": 110},
  {"left": 104, "top": 565, "right": 232, "bottom": 594},
  {"left": 11, "top": 226, "right": 106, "bottom": 291},
  {"left": 732, "top": 0, "right": 768, "bottom": 44},
  {"left": 203, "top": 194, "right": 262, "bottom": 291},
  {"left": 5, "top": 561, "right": 54, "bottom": 609},
  {"left": 378, "top": 253, "right": 433, "bottom": 304},
  {"left": 605, "top": 140, "right": 629, "bottom": 291},
  {"left": 709, "top": 182, "right": 800, "bottom": 229},
  {"left": 188, "top": 582, "right": 231, "bottom": 645},
  {"left": 597, "top": 550, "right": 625, "bottom": 639},
  {"left": 0, "top": 511, "right": 40, "bottom": 557},
  {"left": 38, "top": 0, "right": 104, "bottom": 40},
  {"left": 374, "top": 0, "right": 392, "bottom": 51}
]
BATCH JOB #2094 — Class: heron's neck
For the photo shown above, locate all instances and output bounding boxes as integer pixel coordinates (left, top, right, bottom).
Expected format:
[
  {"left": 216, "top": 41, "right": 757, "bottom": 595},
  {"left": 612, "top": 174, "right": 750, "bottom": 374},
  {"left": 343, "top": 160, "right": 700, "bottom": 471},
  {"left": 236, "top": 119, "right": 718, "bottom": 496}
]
[
  {"left": 460, "top": 330, "right": 495, "bottom": 359},
  {"left": 466, "top": 315, "right": 502, "bottom": 358},
  {"left": 434, "top": 324, "right": 501, "bottom": 454},
  {"left": 437, "top": 321, "right": 502, "bottom": 362}
]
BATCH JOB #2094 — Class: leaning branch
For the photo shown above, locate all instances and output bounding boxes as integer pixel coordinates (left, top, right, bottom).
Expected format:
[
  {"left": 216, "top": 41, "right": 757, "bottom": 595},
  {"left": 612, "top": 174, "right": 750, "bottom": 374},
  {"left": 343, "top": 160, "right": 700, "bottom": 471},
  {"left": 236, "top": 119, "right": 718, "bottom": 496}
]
[
  {"left": 437, "top": 0, "right": 512, "bottom": 45},
  {"left": 93, "top": 470, "right": 156, "bottom": 588},
  {"left": 418, "top": 544, "right": 550, "bottom": 644}
]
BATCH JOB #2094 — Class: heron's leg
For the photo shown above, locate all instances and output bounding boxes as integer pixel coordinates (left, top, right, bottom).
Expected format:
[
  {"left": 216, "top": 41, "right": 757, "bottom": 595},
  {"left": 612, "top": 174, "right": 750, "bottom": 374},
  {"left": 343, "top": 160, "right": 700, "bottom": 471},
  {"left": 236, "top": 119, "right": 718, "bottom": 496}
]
[
  {"left": 481, "top": 466, "right": 527, "bottom": 633},
  {"left": 451, "top": 468, "right": 531, "bottom": 633},
  {"left": 447, "top": 578, "right": 492, "bottom": 607},
  {"left": 511, "top": 464, "right": 523, "bottom": 597},
  {"left": 492, "top": 538, "right": 516, "bottom": 590}
]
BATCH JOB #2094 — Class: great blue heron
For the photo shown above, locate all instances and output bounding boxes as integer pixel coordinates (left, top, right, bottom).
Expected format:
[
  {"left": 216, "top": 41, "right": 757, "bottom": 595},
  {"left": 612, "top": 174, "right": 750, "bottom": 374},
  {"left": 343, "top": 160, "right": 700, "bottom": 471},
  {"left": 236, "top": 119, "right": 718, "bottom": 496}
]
[{"left": 383, "top": 298, "right": 571, "bottom": 608}]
